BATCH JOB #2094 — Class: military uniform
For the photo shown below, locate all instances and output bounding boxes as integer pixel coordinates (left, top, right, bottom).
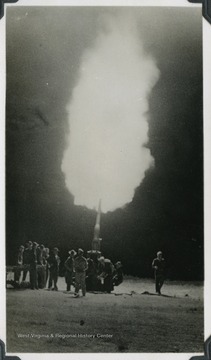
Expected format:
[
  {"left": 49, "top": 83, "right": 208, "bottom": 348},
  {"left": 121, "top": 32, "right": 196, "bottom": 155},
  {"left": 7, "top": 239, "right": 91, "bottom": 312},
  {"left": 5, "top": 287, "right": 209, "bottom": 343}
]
[
  {"left": 86, "top": 258, "right": 96, "bottom": 291},
  {"left": 64, "top": 256, "right": 74, "bottom": 291},
  {"left": 22, "top": 247, "right": 30, "bottom": 281},
  {"left": 48, "top": 253, "right": 60, "bottom": 290},
  {"left": 74, "top": 255, "right": 88, "bottom": 296},
  {"left": 97, "top": 259, "right": 114, "bottom": 293},
  {"left": 37, "top": 247, "right": 46, "bottom": 289},
  {"left": 152, "top": 257, "right": 165, "bottom": 294},
  {"left": 28, "top": 248, "right": 38, "bottom": 290},
  {"left": 14, "top": 248, "right": 24, "bottom": 283}
]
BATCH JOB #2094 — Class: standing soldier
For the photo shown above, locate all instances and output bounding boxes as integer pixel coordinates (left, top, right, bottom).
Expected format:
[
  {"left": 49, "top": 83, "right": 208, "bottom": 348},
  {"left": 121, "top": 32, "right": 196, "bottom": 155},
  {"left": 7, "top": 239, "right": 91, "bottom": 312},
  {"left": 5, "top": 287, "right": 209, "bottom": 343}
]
[
  {"left": 48, "top": 247, "right": 60, "bottom": 291},
  {"left": 152, "top": 251, "right": 166, "bottom": 295},
  {"left": 22, "top": 241, "right": 32, "bottom": 282},
  {"left": 64, "top": 250, "right": 76, "bottom": 292},
  {"left": 43, "top": 247, "right": 50, "bottom": 287},
  {"left": 14, "top": 245, "right": 25, "bottom": 284},
  {"left": 86, "top": 252, "right": 96, "bottom": 291},
  {"left": 37, "top": 244, "right": 46, "bottom": 289},
  {"left": 29, "top": 242, "right": 39, "bottom": 290},
  {"left": 74, "top": 249, "right": 88, "bottom": 298}
]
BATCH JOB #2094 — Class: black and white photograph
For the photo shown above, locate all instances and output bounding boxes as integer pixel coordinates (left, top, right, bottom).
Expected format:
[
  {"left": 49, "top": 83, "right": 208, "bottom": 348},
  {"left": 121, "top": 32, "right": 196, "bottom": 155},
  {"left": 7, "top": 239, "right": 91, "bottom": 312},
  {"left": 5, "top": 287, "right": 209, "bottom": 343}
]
[{"left": 3, "top": 1, "right": 205, "bottom": 354}]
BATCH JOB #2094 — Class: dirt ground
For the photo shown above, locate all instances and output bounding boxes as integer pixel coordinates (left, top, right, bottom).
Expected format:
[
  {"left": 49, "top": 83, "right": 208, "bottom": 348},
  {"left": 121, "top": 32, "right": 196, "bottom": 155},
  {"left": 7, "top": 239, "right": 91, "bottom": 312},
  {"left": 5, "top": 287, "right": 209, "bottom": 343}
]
[{"left": 6, "top": 276, "right": 203, "bottom": 353}]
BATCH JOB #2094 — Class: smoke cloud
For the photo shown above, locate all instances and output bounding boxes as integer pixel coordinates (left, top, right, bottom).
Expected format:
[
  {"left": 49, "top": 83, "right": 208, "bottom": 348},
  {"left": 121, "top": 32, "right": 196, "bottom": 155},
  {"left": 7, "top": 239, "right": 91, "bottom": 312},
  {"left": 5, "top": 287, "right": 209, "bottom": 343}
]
[{"left": 62, "top": 13, "right": 160, "bottom": 213}]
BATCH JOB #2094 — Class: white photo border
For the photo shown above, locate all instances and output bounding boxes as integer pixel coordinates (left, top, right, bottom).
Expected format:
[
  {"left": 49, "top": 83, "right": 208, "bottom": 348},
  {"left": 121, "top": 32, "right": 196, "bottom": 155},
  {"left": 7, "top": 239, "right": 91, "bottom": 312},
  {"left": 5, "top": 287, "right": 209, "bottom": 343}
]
[{"left": 0, "top": 1, "right": 209, "bottom": 360}]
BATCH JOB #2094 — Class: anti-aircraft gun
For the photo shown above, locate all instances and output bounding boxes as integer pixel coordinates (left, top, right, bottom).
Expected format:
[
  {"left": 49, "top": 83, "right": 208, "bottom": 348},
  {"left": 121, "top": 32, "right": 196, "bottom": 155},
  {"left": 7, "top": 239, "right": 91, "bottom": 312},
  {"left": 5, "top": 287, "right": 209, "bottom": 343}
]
[{"left": 86, "top": 200, "right": 123, "bottom": 292}]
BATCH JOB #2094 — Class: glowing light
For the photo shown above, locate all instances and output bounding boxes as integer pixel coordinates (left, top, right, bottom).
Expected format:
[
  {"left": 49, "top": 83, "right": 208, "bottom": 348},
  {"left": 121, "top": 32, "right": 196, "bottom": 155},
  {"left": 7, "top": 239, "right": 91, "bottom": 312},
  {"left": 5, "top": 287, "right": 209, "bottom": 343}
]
[{"left": 62, "top": 14, "right": 160, "bottom": 213}]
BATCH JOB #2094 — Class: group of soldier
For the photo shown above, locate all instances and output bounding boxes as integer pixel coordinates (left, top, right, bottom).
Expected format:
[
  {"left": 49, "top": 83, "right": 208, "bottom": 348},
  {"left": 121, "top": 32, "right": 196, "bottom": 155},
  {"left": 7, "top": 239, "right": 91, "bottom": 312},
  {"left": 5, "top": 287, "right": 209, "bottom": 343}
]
[
  {"left": 15, "top": 242, "right": 58, "bottom": 290},
  {"left": 14, "top": 242, "right": 165, "bottom": 296},
  {"left": 14, "top": 242, "right": 123, "bottom": 297}
]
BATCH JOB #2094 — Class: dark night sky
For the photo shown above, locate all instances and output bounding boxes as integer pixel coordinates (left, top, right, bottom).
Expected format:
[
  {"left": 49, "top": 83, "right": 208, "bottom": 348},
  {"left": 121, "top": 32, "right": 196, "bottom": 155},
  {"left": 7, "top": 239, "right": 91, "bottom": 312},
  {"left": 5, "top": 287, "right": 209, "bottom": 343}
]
[{"left": 6, "top": 6, "right": 203, "bottom": 279}]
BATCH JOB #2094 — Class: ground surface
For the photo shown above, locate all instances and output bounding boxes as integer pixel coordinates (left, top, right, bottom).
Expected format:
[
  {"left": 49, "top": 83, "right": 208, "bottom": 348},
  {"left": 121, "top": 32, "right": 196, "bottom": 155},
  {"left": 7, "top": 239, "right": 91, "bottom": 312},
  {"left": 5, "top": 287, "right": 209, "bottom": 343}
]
[{"left": 6, "top": 276, "right": 203, "bottom": 353}]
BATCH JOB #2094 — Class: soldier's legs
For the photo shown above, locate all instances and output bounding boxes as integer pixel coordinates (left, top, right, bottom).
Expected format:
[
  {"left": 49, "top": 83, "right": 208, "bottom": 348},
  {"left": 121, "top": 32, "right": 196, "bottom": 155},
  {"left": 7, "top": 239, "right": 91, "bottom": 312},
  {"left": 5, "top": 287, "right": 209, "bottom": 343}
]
[
  {"left": 42, "top": 268, "right": 46, "bottom": 289},
  {"left": 155, "top": 275, "right": 164, "bottom": 294},
  {"left": 14, "top": 269, "right": 21, "bottom": 283},
  {"left": 105, "top": 276, "right": 113, "bottom": 293},
  {"left": 34, "top": 268, "right": 38, "bottom": 289},
  {"left": 80, "top": 273, "right": 86, "bottom": 296},
  {"left": 29, "top": 268, "right": 34, "bottom": 289},
  {"left": 22, "top": 269, "right": 28, "bottom": 282},
  {"left": 65, "top": 272, "right": 72, "bottom": 291},
  {"left": 75, "top": 273, "right": 80, "bottom": 294},
  {"left": 37, "top": 267, "right": 45, "bottom": 289},
  {"left": 30, "top": 267, "right": 38, "bottom": 289},
  {"left": 37, "top": 268, "right": 42, "bottom": 288},
  {"left": 53, "top": 272, "right": 58, "bottom": 290},
  {"left": 48, "top": 271, "right": 53, "bottom": 289},
  {"left": 159, "top": 276, "right": 164, "bottom": 292},
  {"left": 86, "top": 274, "right": 93, "bottom": 291},
  {"left": 45, "top": 267, "right": 49, "bottom": 287},
  {"left": 155, "top": 275, "right": 160, "bottom": 293}
]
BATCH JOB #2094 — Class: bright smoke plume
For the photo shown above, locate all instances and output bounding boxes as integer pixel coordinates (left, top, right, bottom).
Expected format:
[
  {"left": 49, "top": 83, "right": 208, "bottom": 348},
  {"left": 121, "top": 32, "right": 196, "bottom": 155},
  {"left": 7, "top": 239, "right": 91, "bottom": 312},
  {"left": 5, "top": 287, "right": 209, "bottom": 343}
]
[{"left": 62, "top": 13, "right": 160, "bottom": 213}]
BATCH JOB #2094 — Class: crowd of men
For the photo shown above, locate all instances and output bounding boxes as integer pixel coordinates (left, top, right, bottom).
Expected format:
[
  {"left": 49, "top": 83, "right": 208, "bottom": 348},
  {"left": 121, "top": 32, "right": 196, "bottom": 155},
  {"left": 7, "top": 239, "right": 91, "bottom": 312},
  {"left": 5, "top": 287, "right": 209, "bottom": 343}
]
[
  {"left": 13, "top": 242, "right": 123, "bottom": 297},
  {"left": 13, "top": 243, "right": 165, "bottom": 296}
]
